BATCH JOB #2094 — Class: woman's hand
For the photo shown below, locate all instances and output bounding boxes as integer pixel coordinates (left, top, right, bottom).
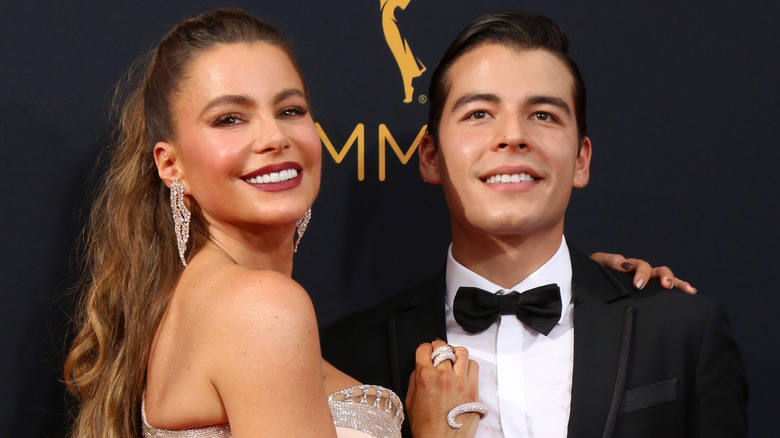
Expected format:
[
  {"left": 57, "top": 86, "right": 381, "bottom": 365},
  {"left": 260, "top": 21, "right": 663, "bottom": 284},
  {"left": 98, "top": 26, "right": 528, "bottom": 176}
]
[
  {"left": 590, "top": 252, "right": 697, "bottom": 294},
  {"left": 406, "top": 340, "right": 483, "bottom": 438}
]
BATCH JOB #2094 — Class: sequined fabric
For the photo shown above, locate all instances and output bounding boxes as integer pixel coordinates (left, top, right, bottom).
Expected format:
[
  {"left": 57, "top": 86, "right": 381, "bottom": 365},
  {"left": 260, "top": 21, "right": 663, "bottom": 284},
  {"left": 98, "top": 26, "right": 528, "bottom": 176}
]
[
  {"left": 141, "top": 385, "right": 403, "bottom": 437},
  {"left": 328, "top": 385, "right": 404, "bottom": 438}
]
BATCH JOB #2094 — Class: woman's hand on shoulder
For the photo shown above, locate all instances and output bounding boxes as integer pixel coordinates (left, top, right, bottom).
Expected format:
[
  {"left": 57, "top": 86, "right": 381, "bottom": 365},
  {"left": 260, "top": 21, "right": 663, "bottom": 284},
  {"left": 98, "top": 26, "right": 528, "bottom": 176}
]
[
  {"left": 205, "top": 269, "right": 337, "bottom": 437},
  {"left": 590, "top": 252, "right": 697, "bottom": 294},
  {"left": 406, "top": 340, "right": 482, "bottom": 438}
]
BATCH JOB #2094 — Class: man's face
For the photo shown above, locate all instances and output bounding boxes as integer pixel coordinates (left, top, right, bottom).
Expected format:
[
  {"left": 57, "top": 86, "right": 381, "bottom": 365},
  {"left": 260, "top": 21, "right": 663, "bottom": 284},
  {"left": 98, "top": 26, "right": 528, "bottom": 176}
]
[{"left": 419, "top": 44, "right": 591, "bottom": 244}]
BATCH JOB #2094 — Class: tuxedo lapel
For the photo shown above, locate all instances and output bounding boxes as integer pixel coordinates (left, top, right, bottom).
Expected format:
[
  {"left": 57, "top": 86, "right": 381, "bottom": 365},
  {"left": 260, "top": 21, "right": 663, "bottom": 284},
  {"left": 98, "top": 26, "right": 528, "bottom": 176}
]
[
  {"left": 387, "top": 269, "right": 448, "bottom": 400},
  {"left": 567, "top": 251, "right": 633, "bottom": 438}
]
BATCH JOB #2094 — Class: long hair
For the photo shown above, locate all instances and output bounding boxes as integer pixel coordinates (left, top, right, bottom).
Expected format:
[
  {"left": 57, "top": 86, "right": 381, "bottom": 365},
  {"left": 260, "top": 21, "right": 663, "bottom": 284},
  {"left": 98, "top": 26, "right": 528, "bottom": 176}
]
[{"left": 63, "top": 9, "right": 305, "bottom": 437}]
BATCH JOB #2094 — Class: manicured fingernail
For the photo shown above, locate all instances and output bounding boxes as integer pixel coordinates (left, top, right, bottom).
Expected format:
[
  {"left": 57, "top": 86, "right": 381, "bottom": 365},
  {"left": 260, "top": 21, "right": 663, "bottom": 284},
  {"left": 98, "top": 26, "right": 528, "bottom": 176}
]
[
  {"left": 636, "top": 278, "right": 645, "bottom": 289},
  {"left": 667, "top": 279, "right": 674, "bottom": 288},
  {"left": 621, "top": 261, "right": 633, "bottom": 270}
]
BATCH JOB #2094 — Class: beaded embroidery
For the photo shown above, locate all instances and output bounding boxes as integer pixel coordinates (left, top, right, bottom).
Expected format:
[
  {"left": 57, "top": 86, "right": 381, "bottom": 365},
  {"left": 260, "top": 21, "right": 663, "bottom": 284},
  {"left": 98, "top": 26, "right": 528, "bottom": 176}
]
[{"left": 328, "top": 385, "right": 404, "bottom": 438}]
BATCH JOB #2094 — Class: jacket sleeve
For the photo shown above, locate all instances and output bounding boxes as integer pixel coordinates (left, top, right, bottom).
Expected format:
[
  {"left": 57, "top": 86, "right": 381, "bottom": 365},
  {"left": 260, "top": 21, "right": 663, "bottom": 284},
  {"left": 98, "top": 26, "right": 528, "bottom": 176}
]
[{"left": 692, "top": 299, "right": 748, "bottom": 437}]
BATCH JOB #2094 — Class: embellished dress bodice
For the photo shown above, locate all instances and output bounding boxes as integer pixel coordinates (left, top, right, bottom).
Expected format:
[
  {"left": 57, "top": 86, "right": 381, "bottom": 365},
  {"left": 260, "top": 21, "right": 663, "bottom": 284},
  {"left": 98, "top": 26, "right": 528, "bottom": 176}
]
[{"left": 142, "top": 385, "right": 404, "bottom": 438}]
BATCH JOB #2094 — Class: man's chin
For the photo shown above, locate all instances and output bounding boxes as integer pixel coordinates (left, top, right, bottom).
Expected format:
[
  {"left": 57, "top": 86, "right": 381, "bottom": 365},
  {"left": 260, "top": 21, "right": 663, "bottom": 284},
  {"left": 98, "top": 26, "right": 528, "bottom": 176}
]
[{"left": 477, "top": 216, "right": 563, "bottom": 240}]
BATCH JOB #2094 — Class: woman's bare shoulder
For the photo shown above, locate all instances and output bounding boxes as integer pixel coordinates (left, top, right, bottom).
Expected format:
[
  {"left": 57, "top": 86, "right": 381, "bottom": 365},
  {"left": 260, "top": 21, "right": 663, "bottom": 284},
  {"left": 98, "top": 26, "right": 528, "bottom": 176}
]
[
  {"left": 146, "top": 261, "right": 322, "bottom": 429},
  {"left": 191, "top": 264, "right": 317, "bottom": 338},
  {"left": 187, "top": 264, "right": 330, "bottom": 433}
]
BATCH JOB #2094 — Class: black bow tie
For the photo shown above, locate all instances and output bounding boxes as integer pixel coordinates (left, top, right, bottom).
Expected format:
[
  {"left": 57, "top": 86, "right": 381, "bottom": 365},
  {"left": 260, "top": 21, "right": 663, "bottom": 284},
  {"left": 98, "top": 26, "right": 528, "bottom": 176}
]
[{"left": 453, "top": 284, "right": 562, "bottom": 335}]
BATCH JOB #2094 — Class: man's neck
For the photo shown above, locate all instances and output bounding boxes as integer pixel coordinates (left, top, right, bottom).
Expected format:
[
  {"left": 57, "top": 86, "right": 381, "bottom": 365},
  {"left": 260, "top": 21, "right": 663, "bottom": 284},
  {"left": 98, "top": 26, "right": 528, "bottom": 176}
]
[{"left": 450, "top": 227, "right": 564, "bottom": 289}]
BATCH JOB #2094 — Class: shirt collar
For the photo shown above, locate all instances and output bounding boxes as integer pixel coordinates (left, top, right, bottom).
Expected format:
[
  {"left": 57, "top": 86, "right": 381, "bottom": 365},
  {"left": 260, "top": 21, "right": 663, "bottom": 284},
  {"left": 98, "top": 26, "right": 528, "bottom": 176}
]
[{"left": 445, "top": 236, "right": 573, "bottom": 324}]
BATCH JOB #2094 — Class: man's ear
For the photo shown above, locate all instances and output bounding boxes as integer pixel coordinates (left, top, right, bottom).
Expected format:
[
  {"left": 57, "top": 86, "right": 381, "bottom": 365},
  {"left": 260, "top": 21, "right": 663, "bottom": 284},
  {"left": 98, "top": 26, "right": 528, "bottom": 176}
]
[
  {"left": 573, "top": 136, "right": 591, "bottom": 188},
  {"left": 418, "top": 133, "right": 442, "bottom": 184},
  {"left": 153, "top": 141, "right": 182, "bottom": 188}
]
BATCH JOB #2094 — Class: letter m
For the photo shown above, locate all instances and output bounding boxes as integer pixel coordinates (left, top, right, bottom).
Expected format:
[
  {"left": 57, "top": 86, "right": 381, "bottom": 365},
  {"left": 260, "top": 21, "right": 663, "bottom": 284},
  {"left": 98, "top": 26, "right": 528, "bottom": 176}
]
[
  {"left": 378, "top": 124, "right": 427, "bottom": 181},
  {"left": 317, "top": 123, "right": 365, "bottom": 181}
]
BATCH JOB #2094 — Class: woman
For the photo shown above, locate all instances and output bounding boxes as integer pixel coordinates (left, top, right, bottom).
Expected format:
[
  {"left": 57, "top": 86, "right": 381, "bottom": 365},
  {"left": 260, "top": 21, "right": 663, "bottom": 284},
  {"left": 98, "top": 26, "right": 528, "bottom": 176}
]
[
  {"left": 63, "top": 9, "right": 454, "bottom": 437},
  {"left": 64, "top": 8, "right": 690, "bottom": 437}
]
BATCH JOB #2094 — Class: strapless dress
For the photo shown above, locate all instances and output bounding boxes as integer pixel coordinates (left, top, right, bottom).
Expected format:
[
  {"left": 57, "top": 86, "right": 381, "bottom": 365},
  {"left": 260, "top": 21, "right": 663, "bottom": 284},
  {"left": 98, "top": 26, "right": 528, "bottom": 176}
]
[{"left": 142, "top": 385, "right": 404, "bottom": 438}]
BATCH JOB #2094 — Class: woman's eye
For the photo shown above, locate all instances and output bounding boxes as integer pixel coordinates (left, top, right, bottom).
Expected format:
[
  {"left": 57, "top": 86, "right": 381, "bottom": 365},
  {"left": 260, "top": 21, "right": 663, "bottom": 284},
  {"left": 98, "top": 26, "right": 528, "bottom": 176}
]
[
  {"left": 279, "top": 106, "right": 308, "bottom": 118},
  {"left": 214, "top": 114, "right": 243, "bottom": 127}
]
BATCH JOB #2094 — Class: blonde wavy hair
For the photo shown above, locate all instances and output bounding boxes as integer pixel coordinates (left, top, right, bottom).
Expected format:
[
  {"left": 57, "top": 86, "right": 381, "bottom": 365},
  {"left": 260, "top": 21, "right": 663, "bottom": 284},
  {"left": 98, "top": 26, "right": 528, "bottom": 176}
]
[{"left": 63, "top": 8, "right": 307, "bottom": 437}]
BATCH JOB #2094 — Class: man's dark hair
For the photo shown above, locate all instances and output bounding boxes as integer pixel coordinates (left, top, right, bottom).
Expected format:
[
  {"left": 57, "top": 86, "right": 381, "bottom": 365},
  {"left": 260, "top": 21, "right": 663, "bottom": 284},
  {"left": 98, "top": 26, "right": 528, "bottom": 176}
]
[{"left": 427, "top": 11, "right": 587, "bottom": 145}]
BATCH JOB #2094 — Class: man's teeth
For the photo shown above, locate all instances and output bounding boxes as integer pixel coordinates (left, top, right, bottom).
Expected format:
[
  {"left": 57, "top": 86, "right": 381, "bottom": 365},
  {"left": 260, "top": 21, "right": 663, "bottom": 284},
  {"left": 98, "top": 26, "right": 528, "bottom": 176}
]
[
  {"left": 484, "top": 173, "right": 535, "bottom": 183},
  {"left": 245, "top": 168, "right": 298, "bottom": 184}
]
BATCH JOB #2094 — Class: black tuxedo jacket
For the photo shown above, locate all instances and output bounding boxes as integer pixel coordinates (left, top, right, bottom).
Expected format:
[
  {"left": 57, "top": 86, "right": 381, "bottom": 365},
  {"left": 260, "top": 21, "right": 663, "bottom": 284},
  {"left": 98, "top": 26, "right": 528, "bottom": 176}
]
[
  {"left": 322, "top": 250, "right": 747, "bottom": 438},
  {"left": 321, "top": 250, "right": 747, "bottom": 437}
]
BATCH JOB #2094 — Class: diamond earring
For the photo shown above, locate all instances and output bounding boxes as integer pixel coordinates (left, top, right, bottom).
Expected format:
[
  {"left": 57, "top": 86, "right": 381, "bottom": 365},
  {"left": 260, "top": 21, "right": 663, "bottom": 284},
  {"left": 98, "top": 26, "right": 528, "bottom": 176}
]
[
  {"left": 294, "top": 207, "right": 312, "bottom": 253},
  {"left": 170, "top": 179, "right": 190, "bottom": 266}
]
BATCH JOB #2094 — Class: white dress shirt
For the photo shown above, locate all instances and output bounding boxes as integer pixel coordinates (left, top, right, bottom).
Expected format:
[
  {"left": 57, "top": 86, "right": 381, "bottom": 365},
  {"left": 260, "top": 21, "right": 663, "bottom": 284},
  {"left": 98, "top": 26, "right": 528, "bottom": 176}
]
[{"left": 445, "top": 237, "right": 574, "bottom": 438}]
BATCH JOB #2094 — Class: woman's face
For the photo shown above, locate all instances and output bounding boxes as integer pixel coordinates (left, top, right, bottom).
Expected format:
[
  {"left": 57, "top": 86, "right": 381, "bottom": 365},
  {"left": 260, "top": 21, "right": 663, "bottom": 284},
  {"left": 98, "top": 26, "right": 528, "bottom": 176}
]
[{"left": 161, "top": 41, "right": 321, "bottom": 234}]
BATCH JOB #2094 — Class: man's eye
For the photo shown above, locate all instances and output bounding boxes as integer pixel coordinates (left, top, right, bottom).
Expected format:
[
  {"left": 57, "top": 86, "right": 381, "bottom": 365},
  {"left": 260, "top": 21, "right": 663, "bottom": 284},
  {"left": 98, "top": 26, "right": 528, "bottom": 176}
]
[
  {"left": 467, "top": 110, "right": 489, "bottom": 120},
  {"left": 533, "top": 112, "right": 555, "bottom": 122}
]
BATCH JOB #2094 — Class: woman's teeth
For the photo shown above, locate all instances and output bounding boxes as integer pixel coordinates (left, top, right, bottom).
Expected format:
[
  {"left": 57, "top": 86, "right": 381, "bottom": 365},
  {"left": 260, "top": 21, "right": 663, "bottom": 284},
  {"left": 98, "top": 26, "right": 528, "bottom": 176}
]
[{"left": 245, "top": 168, "right": 298, "bottom": 184}]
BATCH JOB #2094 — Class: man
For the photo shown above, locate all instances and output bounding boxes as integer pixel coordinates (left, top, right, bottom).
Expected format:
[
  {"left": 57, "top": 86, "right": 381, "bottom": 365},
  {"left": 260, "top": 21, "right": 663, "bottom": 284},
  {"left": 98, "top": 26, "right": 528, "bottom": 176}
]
[{"left": 322, "top": 11, "right": 747, "bottom": 437}]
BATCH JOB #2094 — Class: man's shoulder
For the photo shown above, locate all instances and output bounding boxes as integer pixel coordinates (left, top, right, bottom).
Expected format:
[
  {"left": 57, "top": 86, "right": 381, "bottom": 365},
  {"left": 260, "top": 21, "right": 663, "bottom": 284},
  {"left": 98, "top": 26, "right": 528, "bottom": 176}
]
[
  {"left": 615, "top": 268, "right": 709, "bottom": 305},
  {"left": 585, "top": 258, "right": 721, "bottom": 321},
  {"left": 570, "top": 249, "right": 714, "bottom": 311}
]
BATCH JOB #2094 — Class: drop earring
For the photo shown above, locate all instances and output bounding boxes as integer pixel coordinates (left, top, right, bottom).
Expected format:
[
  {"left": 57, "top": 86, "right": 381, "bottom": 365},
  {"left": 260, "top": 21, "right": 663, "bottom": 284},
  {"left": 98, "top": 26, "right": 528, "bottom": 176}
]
[
  {"left": 294, "top": 207, "right": 312, "bottom": 253},
  {"left": 170, "top": 179, "right": 190, "bottom": 266}
]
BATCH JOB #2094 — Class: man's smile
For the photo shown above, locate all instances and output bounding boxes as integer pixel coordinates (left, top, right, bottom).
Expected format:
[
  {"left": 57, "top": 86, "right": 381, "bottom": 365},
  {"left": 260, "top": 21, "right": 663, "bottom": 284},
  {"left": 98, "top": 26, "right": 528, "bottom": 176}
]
[{"left": 482, "top": 172, "right": 537, "bottom": 184}]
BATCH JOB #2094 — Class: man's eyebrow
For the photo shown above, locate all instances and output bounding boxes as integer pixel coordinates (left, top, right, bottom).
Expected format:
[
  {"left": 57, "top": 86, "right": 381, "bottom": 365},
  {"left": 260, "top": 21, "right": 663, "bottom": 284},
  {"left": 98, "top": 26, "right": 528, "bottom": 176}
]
[
  {"left": 527, "top": 95, "right": 571, "bottom": 115},
  {"left": 450, "top": 93, "right": 571, "bottom": 116},
  {"left": 450, "top": 93, "right": 500, "bottom": 112}
]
